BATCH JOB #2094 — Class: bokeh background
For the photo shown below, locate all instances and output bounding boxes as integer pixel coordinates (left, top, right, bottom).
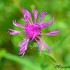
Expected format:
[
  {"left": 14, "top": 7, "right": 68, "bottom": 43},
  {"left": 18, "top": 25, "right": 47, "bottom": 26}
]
[{"left": 0, "top": 0, "right": 70, "bottom": 70}]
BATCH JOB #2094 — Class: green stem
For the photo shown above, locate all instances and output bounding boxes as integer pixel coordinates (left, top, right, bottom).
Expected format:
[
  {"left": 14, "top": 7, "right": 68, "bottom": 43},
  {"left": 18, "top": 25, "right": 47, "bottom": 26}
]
[{"left": 0, "top": 50, "right": 41, "bottom": 70}]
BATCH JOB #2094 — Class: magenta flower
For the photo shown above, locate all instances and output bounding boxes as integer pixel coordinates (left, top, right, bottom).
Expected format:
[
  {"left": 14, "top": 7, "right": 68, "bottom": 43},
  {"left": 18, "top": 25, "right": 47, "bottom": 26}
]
[{"left": 9, "top": 9, "right": 59, "bottom": 56}]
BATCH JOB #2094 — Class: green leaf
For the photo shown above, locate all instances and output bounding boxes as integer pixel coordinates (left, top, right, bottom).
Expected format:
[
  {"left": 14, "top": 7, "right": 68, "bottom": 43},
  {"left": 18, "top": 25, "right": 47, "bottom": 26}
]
[
  {"left": 42, "top": 51, "right": 56, "bottom": 63},
  {"left": 0, "top": 50, "right": 42, "bottom": 70}
]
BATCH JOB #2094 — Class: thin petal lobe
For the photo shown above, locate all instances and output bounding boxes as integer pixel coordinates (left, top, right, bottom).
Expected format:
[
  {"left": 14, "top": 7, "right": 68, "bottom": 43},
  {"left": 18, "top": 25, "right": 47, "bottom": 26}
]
[
  {"left": 13, "top": 20, "right": 24, "bottom": 28},
  {"left": 36, "top": 37, "right": 50, "bottom": 54},
  {"left": 19, "top": 38, "right": 29, "bottom": 56},
  {"left": 46, "top": 30, "right": 60, "bottom": 36},
  {"left": 9, "top": 29, "right": 21, "bottom": 35},
  {"left": 40, "top": 12, "right": 47, "bottom": 20},
  {"left": 40, "top": 17, "right": 54, "bottom": 29},
  {"left": 32, "top": 10, "right": 38, "bottom": 23},
  {"left": 22, "top": 9, "right": 32, "bottom": 23}
]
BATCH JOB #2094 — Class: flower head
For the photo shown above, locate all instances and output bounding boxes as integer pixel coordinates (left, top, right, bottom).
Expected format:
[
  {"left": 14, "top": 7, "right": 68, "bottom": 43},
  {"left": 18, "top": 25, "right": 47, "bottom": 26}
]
[{"left": 9, "top": 9, "right": 59, "bottom": 56}]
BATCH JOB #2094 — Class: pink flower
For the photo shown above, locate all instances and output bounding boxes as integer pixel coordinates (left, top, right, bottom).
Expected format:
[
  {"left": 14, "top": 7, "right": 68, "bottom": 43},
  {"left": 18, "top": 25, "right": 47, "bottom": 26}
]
[{"left": 9, "top": 9, "right": 59, "bottom": 56}]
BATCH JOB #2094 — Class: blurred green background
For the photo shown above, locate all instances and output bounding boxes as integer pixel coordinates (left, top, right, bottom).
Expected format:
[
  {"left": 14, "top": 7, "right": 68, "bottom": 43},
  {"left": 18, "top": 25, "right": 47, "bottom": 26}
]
[{"left": 0, "top": 0, "right": 70, "bottom": 70}]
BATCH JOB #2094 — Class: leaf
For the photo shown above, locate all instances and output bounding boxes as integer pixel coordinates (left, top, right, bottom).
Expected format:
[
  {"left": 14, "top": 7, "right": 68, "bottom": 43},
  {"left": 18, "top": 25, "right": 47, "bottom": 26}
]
[
  {"left": 0, "top": 50, "right": 42, "bottom": 70},
  {"left": 42, "top": 51, "right": 56, "bottom": 63}
]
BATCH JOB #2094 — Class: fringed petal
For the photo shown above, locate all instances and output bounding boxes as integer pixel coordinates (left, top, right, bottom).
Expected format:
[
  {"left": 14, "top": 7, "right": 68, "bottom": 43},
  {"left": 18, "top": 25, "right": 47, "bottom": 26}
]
[
  {"left": 40, "top": 17, "right": 54, "bottom": 29},
  {"left": 13, "top": 20, "right": 24, "bottom": 28},
  {"left": 36, "top": 37, "right": 50, "bottom": 54},
  {"left": 40, "top": 12, "right": 47, "bottom": 21},
  {"left": 19, "top": 38, "right": 29, "bottom": 57},
  {"left": 9, "top": 29, "right": 21, "bottom": 35},
  {"left": 22, "top": 9, "right": 32, "bottom": 23},
  {"left": 46, "top": 30, "right": 60, "bottom": 36},
  {"left": 32, "top": 10, "right": 38, "bottom": 23},
  {"left": 40, "top": 39, "right": 50, "bottom": 54},
  {"left": 37, "top": 12, "right": 47, "bottom": 25}
]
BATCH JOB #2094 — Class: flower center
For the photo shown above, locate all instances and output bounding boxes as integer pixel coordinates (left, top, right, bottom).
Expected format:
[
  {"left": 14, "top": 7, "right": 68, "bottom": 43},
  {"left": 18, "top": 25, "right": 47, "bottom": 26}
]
[{"left": 24, "top": 24, "right": 41, "bottom": 39}]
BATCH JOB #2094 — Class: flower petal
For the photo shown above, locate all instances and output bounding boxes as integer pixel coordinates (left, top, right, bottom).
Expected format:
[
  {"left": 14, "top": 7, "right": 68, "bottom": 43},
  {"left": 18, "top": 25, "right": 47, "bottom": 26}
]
[
  {"left": 36, "top": 37, "right": 50, "bottom": 54},
  {"left": 38, "top": 12, "right": 47, "bottom": 25},
  {"left": 40, "top": 12, "right": 47, "bottom": 21},
  {"left": 40, "top": 39, "right": 50, "bottom": 54},
  {"left": 40, "top": 17, "right": 54, "bottom": 29},
  {"left": 32, "top": 10, "right": 38, "bottom": 23},
  {"left": 13, "top": 20, "right": 24, "bottom": 28},
  {"left": 46, "top": 30, "right": 60, "bottom": 36},
  {"left": 9, "top": 29, "right": 21, "bottom": 35},
  {"left": 22, "top": 9, "right": 32, "bottom": 23},
  {"left": 19, "top": 38, "right": 29, "bottom": 56}
]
